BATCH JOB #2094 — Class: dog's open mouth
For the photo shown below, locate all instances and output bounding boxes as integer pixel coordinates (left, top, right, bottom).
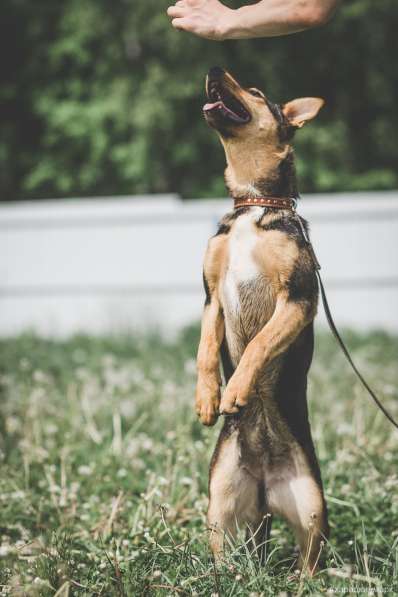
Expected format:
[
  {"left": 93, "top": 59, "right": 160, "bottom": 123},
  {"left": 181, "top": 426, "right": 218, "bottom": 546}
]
[{"left": 203, "top": 79, "right": 251, "bottom": 125}]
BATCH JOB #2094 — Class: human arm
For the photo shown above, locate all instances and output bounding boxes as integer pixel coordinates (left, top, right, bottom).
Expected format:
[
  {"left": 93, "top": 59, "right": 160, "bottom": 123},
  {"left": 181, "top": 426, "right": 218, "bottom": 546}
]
[{"left": 167, "top": 0, "right": 340, "bottom": 41}]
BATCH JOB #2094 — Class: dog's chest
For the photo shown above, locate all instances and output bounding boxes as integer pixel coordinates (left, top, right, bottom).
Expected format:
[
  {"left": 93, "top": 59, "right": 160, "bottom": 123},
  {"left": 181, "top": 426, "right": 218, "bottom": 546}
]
[{"left": 222, "top": 208, "right": 264, "bottom": 313}]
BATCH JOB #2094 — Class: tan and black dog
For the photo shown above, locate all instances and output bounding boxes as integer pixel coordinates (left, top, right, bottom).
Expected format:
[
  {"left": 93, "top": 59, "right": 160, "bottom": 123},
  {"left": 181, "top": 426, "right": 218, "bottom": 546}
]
[{"left": 196, "top": 66, "right": 328, "bottom": 573}]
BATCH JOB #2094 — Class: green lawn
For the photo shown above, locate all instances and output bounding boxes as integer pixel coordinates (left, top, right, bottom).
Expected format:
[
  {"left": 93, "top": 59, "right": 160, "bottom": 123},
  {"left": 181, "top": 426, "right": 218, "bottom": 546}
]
[{"left": 0, "top": 328, "right": 397, "bottom": 596}]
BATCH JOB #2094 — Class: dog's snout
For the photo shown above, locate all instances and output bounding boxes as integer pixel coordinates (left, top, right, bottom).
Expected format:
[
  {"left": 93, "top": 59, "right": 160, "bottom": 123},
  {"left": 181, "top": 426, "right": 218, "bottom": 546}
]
[
  {"left": 206, "top": 67, "right": 225, "bottom": 101},
  {"left": 208, "top": 66, "right": 225, "bottom": 81},
  {"left": 206, "top": 67, "right": 225, "bottom": 98}
]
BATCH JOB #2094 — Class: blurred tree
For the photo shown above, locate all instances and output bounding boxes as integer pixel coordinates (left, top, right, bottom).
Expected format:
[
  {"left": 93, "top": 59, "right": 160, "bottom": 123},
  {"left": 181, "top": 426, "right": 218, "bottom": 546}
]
[{"left": 0, "top": 0, "right": 397, "bottom": 200}]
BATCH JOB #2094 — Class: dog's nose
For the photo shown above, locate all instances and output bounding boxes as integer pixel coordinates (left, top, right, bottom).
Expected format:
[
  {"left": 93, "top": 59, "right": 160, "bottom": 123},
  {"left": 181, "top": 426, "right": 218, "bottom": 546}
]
[{"left": 208, "top": 66, "right": 225, "bottom": 81}]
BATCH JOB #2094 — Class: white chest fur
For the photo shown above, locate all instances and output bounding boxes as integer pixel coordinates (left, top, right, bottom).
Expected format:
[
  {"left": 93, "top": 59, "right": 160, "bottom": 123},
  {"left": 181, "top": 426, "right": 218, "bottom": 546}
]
[{"left": 222, "top": 208, "right": 262, "bottom": 312}]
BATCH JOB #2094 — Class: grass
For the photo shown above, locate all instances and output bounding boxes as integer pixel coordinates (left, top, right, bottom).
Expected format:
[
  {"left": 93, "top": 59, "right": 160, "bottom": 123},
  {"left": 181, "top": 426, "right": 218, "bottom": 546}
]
[{"left": 0, "top": 327, "right": 397, "bottom": 596}]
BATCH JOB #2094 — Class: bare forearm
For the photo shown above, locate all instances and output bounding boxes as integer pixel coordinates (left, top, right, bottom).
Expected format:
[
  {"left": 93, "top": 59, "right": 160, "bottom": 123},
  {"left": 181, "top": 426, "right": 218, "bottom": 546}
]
[
  {"left": 167, "top": 0, "right": 339, "bottom": 41},
  {"left": 223, "top": 0, "right": 339, "bottom": 39}
]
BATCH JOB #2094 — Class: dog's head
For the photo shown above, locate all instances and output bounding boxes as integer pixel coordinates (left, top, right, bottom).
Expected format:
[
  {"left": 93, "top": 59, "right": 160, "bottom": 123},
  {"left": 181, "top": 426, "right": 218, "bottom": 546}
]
[
  {"left": 203, "top": 67, "right": 324, "bottom": 198},
  {"left": 204, "top": 66, "right": 324, "bottom": 144}
]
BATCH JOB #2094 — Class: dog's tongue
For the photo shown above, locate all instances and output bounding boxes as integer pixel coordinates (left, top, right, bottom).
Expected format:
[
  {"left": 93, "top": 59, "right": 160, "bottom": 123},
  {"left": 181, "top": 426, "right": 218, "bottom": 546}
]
[{"left": 203, "top": 101, "right": 222, "bottom": 111}]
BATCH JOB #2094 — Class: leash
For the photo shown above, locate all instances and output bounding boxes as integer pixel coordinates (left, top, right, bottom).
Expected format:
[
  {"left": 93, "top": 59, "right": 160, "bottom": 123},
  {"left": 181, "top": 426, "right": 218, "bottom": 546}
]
[
  {"left": 233, "top": 195, "right": 398, "bottom": 430},
  {"left": 293, "top": 209, "right": 398, "bottom": 431}
]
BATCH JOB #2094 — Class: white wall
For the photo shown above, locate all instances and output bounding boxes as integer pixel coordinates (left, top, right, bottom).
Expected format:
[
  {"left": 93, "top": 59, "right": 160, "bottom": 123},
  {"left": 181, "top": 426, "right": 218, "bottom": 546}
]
[{"left": 1, "top": 192, "right": 397, "bottom": 336}]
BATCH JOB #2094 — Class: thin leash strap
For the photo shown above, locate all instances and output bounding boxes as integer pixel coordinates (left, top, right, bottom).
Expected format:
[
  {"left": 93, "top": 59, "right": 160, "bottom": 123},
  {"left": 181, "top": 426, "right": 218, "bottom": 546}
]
[{"left": 293, "top": 209, "right": 398, "bottom": 430}]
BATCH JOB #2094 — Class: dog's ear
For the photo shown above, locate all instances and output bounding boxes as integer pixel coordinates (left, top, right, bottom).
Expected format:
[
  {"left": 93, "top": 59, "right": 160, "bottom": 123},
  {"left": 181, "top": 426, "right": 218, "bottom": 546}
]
[{"left": 282, "top": 98, "right": 324, "bottom": 128}]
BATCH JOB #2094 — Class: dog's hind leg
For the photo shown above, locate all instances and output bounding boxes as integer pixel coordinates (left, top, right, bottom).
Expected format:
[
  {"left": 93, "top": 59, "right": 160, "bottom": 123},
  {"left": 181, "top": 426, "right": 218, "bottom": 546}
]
[
  {"left": 207, "top": 426, "right": 265, "bottom": 560},
  {"left": 267, "top": 452, "right": 328, "bottom": 574}
]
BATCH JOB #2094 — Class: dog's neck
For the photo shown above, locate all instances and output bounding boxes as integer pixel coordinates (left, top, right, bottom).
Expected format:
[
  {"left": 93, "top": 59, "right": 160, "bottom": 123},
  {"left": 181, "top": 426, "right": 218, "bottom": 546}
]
[{"left": 223, "top": 143, "right": 298, "bottom": 200}]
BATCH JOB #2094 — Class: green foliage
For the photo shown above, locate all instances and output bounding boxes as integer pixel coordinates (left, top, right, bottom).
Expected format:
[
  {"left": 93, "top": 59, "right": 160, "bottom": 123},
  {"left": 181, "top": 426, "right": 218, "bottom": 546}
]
[
  {"left": 1, "top": 0, "right": 398, "bottom": 200},
  {"left": 0, "top": 330, "right": 397, "bottom": 594}
]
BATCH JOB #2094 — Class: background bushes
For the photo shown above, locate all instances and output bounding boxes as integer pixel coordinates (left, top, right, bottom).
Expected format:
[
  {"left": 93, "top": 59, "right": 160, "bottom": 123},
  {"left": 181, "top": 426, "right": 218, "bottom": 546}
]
[{"left": 1, "top": 0, "right": 397, "bottom": 200}]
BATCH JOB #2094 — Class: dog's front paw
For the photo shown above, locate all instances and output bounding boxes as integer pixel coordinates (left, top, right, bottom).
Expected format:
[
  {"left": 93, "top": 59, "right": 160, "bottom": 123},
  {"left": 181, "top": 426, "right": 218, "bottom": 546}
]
[
  {"left": 219, "top": 375, "right": 251, "bottom": 415},
  {"left": 196, "top": 397, "right": 219, "bottom": 426},
  {"left": 195, "top": 377, "right": 220, "bottom": 426}
]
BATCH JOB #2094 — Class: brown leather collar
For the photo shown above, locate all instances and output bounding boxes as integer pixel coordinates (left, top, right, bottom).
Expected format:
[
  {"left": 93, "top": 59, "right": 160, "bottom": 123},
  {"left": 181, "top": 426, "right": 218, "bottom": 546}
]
[{"left": 234, "top": 196, "right": 296, "bottom": 210}]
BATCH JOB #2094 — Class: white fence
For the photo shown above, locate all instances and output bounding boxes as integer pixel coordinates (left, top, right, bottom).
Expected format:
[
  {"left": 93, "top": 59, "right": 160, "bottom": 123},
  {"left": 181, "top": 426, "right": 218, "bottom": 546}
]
[{"left": 0, "top": 192, "right": 397, "bottom": 337}]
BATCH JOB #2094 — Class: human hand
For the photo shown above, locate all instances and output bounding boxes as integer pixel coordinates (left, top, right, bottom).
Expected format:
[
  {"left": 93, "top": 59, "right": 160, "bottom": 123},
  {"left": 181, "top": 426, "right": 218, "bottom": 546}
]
[{"left": 167, "top": 0, "right": 234, "bottom": 41}]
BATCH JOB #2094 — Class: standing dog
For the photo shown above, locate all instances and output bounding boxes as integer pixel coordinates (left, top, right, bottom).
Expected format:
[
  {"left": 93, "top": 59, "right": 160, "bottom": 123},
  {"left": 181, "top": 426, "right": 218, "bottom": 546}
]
[{"left": 196, "top": 67, "right": 328, "bottom": 573}]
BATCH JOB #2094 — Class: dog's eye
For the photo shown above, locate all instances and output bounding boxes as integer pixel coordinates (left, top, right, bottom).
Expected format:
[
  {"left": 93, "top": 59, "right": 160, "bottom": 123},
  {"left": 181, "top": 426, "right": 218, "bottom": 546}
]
[{"left": 248, "top": 88, "right": 265, "bottom": 99}]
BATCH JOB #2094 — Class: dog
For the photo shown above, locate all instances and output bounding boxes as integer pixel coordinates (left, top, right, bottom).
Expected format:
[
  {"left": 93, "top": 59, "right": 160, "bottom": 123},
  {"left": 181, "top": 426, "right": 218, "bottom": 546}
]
[{"left": 196, "top": 66, "right": 328, "bottom": 573}]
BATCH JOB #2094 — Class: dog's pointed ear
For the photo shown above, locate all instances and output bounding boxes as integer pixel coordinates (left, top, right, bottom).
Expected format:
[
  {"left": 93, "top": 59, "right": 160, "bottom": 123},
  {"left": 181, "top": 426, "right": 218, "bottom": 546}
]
[{"left": 282, "top": 97, "right": 324, "bottom": 128}]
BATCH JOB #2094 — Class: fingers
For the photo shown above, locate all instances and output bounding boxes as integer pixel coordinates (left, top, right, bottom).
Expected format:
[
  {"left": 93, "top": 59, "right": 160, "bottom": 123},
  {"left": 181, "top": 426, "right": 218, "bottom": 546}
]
[
  {"left": 167, "top": 0, "right": 223, "bottom": 39},
  {"left": 167, "top": 0, "right": 191, "bottom": 18},
  {"left": 167, "top": 4, "right": 193, "bottom": 32},
  {"left": 167, "top": 5, "right": 187, "bottom": 18},
  {"left": 175, "top": 0, "right": 198, "bottom": 6},
  {"left": 171, "top": 17, "right": 192, "bottom": 31}
]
